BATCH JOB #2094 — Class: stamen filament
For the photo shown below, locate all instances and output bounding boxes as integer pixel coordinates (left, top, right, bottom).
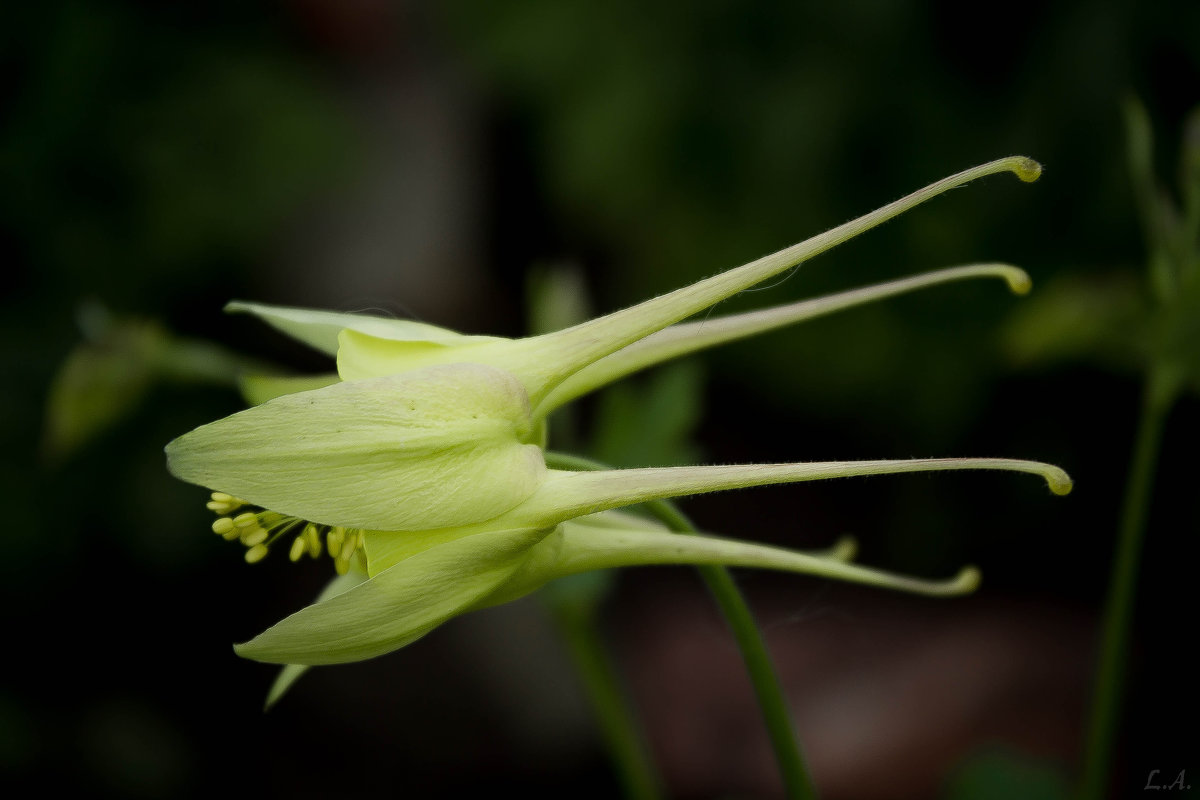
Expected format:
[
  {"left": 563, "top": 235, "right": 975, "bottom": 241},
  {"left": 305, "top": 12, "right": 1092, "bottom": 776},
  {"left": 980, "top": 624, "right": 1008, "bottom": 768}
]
[
  {"left": 327, "top": 527, "right": 345, "bottom": 558},
  {"left": 264, "top": 518, "right": 305, "bottom": 546},
  {"left": 206, "top": 492, "right": 246, "bottom": 514},
  {"left": 241, "top": 527, "right": 269, "bottom": 547},
  {"left": 303, "top": 523, "right": 322, "bottom": 559},
  {"left": 543, "top": 263, "right": 1031, "bottom": 411},
  {"left": 204, "top": 497, "right": 363, "bottom": 569}
]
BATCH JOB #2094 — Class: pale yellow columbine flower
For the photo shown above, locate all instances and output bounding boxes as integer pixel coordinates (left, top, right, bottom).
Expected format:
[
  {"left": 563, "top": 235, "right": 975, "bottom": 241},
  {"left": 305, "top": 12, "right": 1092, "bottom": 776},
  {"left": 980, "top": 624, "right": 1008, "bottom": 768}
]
[{"left": 166, "top": 156, "right": 1070, "bottom": 671}]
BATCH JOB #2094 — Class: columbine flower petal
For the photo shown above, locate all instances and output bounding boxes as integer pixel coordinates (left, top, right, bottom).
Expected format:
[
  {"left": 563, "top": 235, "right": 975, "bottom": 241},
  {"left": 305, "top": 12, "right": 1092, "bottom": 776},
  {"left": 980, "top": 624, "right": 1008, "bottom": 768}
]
[
  {"left": 167, "top": 364, "right": 545, "bottom": 530},
  {"left": 332, "top": 158, "right": 1041, "bottom": 416},
  {"left": 235, "top": 526, "right": 547, "bottom": 665},
  {"left": 511, "top": 459, "right": 1072, "bottom": 530},
  {"left": 238, "top": 373, "right": 340, "bottom": 406},
  {"left": 543, "top": 263, "right": 1032, "bottom": 410},
  {"left": 239, "top": 159, "right": 1037, "bottom": 411},
  {"left": 264, "top": 568, "right": 369, "bottom": 709},
  {"left": 237, "top": 511, "right": 981, "bottom": 666},
  {"left": 164, "top": 155, "right": 1073, "bottom": 682},
  {"left": 493, "top": 513, "right": 982, "bottom": 604},
  {"left": 237, "top": 262, "right": 1029, "bottom": 408},
  {"left": 349, "top": 455, "right": 1069, "bottom": 577},
  {"left": 225, "top": 300, "right": 504, "bottom": 356}
]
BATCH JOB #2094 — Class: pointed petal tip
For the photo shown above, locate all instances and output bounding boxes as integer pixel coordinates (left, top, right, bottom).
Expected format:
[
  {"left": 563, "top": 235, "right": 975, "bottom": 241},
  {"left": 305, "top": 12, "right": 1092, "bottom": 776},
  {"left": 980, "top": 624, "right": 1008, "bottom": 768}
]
[
  {"left": 263, "top": 663, "right": 310, "bottom": 712},
  {"left": 233, "top": 637, "right": 291, "bottom": 666},
  {"left": 233, "top": 635, "right": 292, "bottom": 665},
  {"left": 232, "top": 639, "right": 261, "bottom": 661},
  {"left": 162, "top": 434, "right": 189, "bottom": 477}
]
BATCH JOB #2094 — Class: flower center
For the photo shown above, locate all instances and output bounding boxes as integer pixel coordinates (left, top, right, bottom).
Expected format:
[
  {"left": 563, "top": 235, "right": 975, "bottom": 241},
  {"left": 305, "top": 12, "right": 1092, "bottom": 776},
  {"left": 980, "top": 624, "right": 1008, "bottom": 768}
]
[{"left": 206, "top": 492, "right": 365, "bottom": 575}]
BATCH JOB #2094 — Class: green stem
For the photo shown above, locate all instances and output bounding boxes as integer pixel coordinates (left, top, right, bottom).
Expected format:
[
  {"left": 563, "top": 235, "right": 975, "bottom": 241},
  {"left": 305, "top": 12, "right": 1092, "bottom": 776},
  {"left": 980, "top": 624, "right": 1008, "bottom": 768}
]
[
  {"left": 548, "top": 595, "right": 662, "bottom": 800},
  {"left": 547, "top": 452, "right": 817, "bottom": 800},
  {"left": 1077, "top": 367, "right": 1175, "bottom": 800}
]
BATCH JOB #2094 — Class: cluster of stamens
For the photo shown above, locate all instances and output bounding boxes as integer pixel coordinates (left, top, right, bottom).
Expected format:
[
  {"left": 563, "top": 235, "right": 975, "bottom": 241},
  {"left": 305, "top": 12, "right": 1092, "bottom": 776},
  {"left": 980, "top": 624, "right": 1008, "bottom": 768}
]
[{"left": 207, "top": 492, "right": 365, "bottom": 575}]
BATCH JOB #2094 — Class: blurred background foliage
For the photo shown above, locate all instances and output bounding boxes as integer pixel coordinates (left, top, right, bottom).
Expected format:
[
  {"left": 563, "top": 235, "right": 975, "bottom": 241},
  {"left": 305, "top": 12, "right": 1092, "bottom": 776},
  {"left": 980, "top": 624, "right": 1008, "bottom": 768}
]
[{"left": 3, "top": 1, "right": 1196, "bottom": 797}]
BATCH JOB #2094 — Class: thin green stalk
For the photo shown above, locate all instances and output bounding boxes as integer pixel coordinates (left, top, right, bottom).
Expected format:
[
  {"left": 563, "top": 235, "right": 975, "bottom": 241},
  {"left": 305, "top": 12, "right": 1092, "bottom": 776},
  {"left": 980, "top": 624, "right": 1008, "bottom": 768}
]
[
  {"left": 1077, "top": 367, "right": 1176, "bottom": 800},
  {"left": 549, "top": 597, "right": 662, "bottom": 800},
  {"left": 547, "top": 452, "right": 817, "bottom": 800}
]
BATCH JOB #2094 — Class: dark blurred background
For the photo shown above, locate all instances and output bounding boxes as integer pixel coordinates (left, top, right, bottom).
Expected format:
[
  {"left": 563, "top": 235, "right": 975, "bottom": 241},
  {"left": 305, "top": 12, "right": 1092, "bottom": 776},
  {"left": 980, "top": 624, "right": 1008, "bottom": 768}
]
[{"left": 3, "top": 1, "right": 1196, "bottom": 798}]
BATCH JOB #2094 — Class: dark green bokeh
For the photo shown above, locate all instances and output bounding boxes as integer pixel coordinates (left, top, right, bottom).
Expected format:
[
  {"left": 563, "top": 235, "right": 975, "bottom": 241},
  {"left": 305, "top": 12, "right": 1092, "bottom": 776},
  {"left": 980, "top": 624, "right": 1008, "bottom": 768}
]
[{"left": 5, "top": 1, "right": 1196, "bottom": 797}]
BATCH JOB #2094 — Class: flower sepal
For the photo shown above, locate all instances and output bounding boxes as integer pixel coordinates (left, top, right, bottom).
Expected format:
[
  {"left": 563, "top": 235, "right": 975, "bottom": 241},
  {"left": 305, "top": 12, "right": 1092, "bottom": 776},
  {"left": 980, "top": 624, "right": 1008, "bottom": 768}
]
[
  {"left": 166, "top": 363, "right": 546, "bottom": 531},
  {"left": 241, "top": 510, "right": 983, "bottom": 668}
]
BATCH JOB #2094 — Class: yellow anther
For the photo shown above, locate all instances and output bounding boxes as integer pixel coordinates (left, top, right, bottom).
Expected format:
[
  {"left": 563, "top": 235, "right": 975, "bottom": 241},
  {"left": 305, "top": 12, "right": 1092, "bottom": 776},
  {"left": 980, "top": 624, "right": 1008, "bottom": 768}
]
[
  {"left": 339, "top": 532, "right": 358, "bottom": 562},
  {"left": 240, "top": 527, "right": 268, "bottom": 547},
  {"left": 327, "top": 526, "right": 345, "bottom": 558},
  {"left": 303, "top": 524, "right": 322, "bottom": 559},
  {"left": 244, "top": 544, "right": 269, "bottom": 564},
  {"left": 206, "top": 492, "right": 246, "bottom": 515},
  {"left": 289, "top": 536, "right": 307, "bottom": 562},
  {"left": 209, "top": 504, "right": 360, "bottom": 573},
  {"left": 333, "top": 529, "right": 363, "bottom": 575}
]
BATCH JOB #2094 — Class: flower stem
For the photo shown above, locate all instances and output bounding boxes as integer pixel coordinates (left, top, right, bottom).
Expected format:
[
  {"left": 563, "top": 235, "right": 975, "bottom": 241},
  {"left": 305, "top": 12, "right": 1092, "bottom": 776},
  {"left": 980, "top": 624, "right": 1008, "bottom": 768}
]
[
  {"left": 642, "top": 500, "right": 817, "bottom": 800},
  {"left": 547, "top": 592, "right": 663, "bottom": 800},
  {"left": 1077, "top": 366, "right": 1176, "bottom": 800},
  {"left": 547, "top": 452, "right": 817, "bottom": 800}
]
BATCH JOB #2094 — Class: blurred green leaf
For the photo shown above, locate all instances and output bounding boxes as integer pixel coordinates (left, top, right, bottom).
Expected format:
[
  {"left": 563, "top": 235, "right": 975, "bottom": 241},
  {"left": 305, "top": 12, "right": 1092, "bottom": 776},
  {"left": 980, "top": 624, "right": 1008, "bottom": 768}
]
[
  {"left": 541, "top": 570, "right": 615, "bottom": 618},
  {"left": 43, "top": 312, "right": 165, "bottom": 462},
  {"left": 590, "top": 361, "right": 705, "bottom": 470},
  {"left": 127, "top": 51, "right": 353, "bottom": 265},
  {"left": 944, "top": 749, "right": 1069, "bottom": 800},
  {"left": 1182, "top": 106, "right": 1200, "bottom": 242},
  {"left": 42, "top": 304, "right": 260, "bottom": 462},
  {"left": 526, "top": 262, "right": 593, "bottom": 337},
  {"left": 1007, "top": 102, "right": 1200, "bottom": 403},
  {"left": 1001, "top": 272, "right": 1148, "bottom": 374}
]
